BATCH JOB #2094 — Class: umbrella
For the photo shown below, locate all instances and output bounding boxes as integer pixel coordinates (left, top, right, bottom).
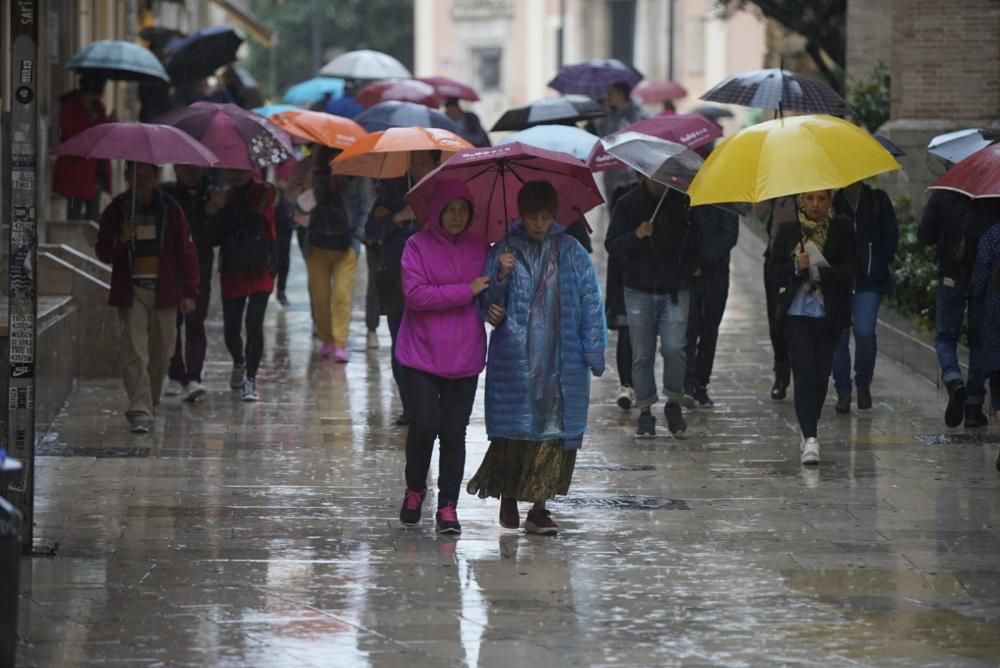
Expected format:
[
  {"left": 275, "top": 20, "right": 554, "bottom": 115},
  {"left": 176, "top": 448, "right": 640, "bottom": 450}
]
[
  {"left": 253, "top": 104, "right": 299, "bottom": 117},
  {"left": 354, "top": 101, "right": 461, "bottom": 132},
  {"left": 691, "top": 105, "right": 735, "bottom": 120},
  {"left": 491, "top": 96, "right": 606, "bottom": 132},
  {"left": 416, "top": 76, "right": 480, "bottom": 102},
  {"left": 319, "top": 49, "right": 411, "bottom": 80},
  {"left": 927, "top": 128, "right": 994, "bottom": 164},
  {"left": 700, "top": 68, "right": 849, "bottom": 116},
  {"left": 270, "top": 109, "right": 365, "bottom": 150},
  {"left": 498, "top": 125, "right": 599, "bottom": 161},
  {"left": 283, "top": 77, "right": 345, "bottom": 106},
  {"left": 872, "top": 133, "right": 905, "bottom": 157},
  {"left": 67, "top": 40, "right": 170, "bottom": 83},
  {"left": 53, "top": 122, "right": 219, "bottom": 166},
  {"left": 404, "top": 143, "right": 604, "bottom": 243},
  {"left": 929, "top": 144, "right": 1000, "bottom": 199},
  {"left": 633, "top": 80, "right": 688, "bottom": 104},
  {"left": 156, "top": 102, "right": 294, "bottom": 170},
  {"left": 548, "top": 58, "right": 643, "bottom": 98},
  {"left": 165, "top": 27, "right": 245, "bottom": 83},
  {"left": 331, "top": 127, "right": 472, "bottom": 179},
  {"left": 356, "top": 79, "right": 441, "bottom": 109},
  {"left": 588, "top": 113, "right": 722, "bottom": 171},
  {"left": 600, "top": 132, "right": 703, "bottom": 185},
  {"left": 687, "top": 114, "right": 901, "bottom": 206},
  {"left": 139, "top": 26, "right": 185, "bottom": 50}
]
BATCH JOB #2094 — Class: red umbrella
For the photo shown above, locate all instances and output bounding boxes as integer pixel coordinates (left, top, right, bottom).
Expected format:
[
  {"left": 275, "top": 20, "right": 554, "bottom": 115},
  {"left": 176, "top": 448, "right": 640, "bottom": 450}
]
[
  {"left": 633, "top": 80, "right": 688, "bottom": 104},
  {"left": 405, "top": 143, "right": 604, "bottom": 244},
  {"left": 588, "top": 113, "right": 722, "bottom": 172},
  {"left": 416, "top": 76, "right": 480, "bottom": 102},
  {"left": 53, "top": 122, "right": 219, "bottom": 166},
  {"left": 929, "top": 143, "right": 1000, "bottom": 198},
  {"left": 356, "top": 79, "right": 442, "bottom": 109}
]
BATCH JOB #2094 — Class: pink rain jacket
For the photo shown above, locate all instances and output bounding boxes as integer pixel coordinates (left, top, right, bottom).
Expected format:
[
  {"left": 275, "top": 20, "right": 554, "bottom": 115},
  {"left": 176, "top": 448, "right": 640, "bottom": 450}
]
[{"left": 395, "top": 180, "right": 488, "bottom": 379}]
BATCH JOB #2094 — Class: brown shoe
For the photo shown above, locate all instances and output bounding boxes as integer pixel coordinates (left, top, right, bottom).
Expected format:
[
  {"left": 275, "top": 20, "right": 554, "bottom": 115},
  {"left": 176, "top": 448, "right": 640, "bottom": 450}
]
[
  {"left": 525, "top": 508, "right": 559, "bottom": 535},
  {"left": 499, "top": 497, "right": 520, "bottom": 529},
  {"left": 857, "top": 386, "right": 872, "bottom": 410}
]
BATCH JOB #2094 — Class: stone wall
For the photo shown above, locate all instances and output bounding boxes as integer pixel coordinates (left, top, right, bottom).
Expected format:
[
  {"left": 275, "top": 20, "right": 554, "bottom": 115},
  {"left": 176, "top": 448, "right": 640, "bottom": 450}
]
[{"left": 845, "top": 0, "right": 893, "bottom": 84}]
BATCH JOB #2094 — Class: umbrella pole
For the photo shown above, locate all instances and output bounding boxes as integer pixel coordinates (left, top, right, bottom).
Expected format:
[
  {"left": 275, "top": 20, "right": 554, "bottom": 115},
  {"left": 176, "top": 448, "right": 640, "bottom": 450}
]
[
  {"left": 649, "top": 187, "right": 668, "bottom": 223},
  {"left": 500, "top": 160, "right": 510, "bottom": 250}
]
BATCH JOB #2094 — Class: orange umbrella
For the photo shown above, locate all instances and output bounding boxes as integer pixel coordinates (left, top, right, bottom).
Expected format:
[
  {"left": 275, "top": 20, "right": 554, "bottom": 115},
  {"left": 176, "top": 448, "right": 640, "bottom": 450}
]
[
  {"left": 269, "top": 109, "right": 366, "bottom": 150},
  {"left": 331, "top": 127, "right": 472, "bottom": 178}
]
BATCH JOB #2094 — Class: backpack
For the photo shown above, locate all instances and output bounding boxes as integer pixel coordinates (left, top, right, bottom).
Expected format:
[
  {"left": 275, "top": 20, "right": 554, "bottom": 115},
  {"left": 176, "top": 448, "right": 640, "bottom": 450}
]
[
  {"left": 308, "top": 176, "right": 352, "bottom": 251},
  {"left": 219, "top": 186, "right": 274, "bottom": 274}
]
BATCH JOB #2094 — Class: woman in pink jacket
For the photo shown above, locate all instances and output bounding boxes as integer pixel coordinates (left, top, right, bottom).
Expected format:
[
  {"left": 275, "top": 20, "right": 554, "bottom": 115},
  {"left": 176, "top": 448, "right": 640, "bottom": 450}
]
[{"left": 395, "top": 179, "right": 490, "bottom": 534}]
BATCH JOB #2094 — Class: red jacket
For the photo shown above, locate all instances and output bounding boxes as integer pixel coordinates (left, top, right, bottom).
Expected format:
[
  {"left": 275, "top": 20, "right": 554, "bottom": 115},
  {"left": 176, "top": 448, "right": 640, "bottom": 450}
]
[
  {"left": 52, "top": 92, "right": 112, "bottom": 200},
  {"left": 217, "top": 181, "right": 276, "bottom": 300},
  {"left": 95, "top": 190, "right": 200, "bottom": 309}
]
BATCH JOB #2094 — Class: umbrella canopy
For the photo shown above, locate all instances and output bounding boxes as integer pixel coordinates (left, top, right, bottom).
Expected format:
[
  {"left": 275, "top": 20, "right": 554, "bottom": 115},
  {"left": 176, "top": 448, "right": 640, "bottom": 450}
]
[
  {"left": 67, "top": 40, "right": 170, "bottom": 83},
  {"left": 491, "top": 96, "right": 606, "bottom": 132},
  {"left": 283, "top": 77, "right": 345, "bottom": 106},
  {"left": 600, "top": 132, "right": 703, "bottom": 185},
  {"left": 405, "top": 143, "right": 604, "bottom": 243},
  {"left": 873, "top": 133, "right": 906, "bottom": 157},
  {"left": 416, "top": 76, "right": 480, "bottom": 102},
  {"left": 633, "top": 80, "right": 688, "bottom": 104},
  {"left": 498, "top": 125, "right": 599, "bottom": 161},
  {"left": 319, "top": 49, "right": 411, "bottom": 80},
  {"left": 331, "top": 127, "right": 472, "bottom": 179},
  {"left": 927, "top": 128, "right": 995, "bottom": 164},
  {"left": 701, "top": 68, "right": 848, "bottom": 116},
  {"left": 357, "top": 79, "right": 441, "bottom": 108},
  {"left": 691, "top": 105, "right": 735, "bottom": 120},
  {"left": 687, "top": 114, "right": 901, "bottom": 206},
  {"left": 165, "top": 27, "right": 244, "bottom": 84},
  {"left": 354, "top": 101, "right": 461, "bottom": 132},
  {"left": 156, "top": 102, "right": 294, "bottom": 170},
  {"left": 548, "top": 58, "right": 643, "bottom": 98},
  {"left": 53, "top": 122, "right": 218, "bottom": 166},
  {"left": 270, "top": 109, "right": 365, "bottom": 150},
  {"left": 929, "top": 144, "right": 1000, "bottom": 199},
  {"left": 588, "top": 113, "right": 722, "bottom": 171},
  {"left": 253, "top": 104, "right": 299, "bottom": 117}
]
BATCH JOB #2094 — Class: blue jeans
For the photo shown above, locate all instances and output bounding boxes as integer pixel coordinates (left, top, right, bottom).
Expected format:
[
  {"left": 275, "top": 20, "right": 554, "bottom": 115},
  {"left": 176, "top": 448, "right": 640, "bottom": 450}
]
[
  {"left": 833, "top": 291, "right": 882, "bottom": 395},
  {"left": 934, "top": 279, "right": 986, "bottom": 406},
  {"left": 625, "top": 288, "right": 689, "bottom": 407}
]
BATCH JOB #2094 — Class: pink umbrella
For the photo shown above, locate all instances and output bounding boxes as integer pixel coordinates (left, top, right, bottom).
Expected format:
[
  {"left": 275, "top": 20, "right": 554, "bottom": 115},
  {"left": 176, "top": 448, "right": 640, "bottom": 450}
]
[
  {"left": 929, "top": 143, "right": 1000, "bottom": 199},
  {"left": 633, "top": 80, "right": 688, "bottom": 104},
  {"left": 405, "top": 143, "right": 604, "bottom": 244},
  {"left": 155, "top": 102, "right": 294, "bottom": 170},
  {"left": 588, "top": 113, "right": 722, "bottom": 172},
  {"left": 53, "top": 122, "right": 219, "bottom": 166},
  {"left": 356, "top": 79, "right": 442, "bottom": 109},
  {"left": 416, "top": 76, "right": 480, "bottom": 102}
]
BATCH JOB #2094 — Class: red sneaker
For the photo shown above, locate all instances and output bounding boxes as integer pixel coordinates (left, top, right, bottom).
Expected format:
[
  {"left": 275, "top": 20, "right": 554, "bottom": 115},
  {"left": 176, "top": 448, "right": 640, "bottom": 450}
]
[
  {"left": 399, "top": 488, "right": 426, "bottom": 527},
  {"left": 524, "top": 508, "right": 558, "bottom": 535}
]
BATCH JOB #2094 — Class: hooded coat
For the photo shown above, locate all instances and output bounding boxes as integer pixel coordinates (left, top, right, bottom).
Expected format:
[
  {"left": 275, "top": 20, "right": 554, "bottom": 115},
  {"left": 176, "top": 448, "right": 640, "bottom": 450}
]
[{"left": 395, "top": 181, "right": 488, "bottom": 379}]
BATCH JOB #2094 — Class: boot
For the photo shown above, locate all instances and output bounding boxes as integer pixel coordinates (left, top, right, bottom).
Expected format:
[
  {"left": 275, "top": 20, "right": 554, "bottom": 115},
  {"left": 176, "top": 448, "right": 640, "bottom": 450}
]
[
  {"left": 835, "top": 393, "right": 852, "bottom": 414},
  {"left": 944, "top": 379, "right": 967, "bottom": 428},
  {"left": 857, "top": 386, "right": 873, "bottom": 410},
  {"left": 964, "top": 404, "right": 988, "bottom": 428},
  {"left": 770, "top": 368, "right": 790, "bottom": 401}
]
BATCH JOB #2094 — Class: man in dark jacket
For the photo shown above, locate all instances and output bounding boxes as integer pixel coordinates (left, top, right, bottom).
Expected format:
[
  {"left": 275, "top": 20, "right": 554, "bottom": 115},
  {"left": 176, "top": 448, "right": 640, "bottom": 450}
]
[
  {"left": 684, "top": 205, "right": 739, "bottom": 406},
  {"left": 606, "top": 175, "right": 702, "bottom": 437},
  {"left": 443, "top": 98, "right": 491, "bottom": 148},
  {"left": 919, "top": 190, "right": 996, "bottom": 428},
  {"left": 831, "top": 181, "right": 898, "bottom": 414}
]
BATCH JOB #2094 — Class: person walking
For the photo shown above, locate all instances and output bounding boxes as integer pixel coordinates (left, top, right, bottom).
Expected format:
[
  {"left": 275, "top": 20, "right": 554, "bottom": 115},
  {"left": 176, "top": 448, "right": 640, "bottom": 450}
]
[
  {"left": 467, "top": 180, "right": 606, "bottom": 535},
  {"left": 95, "top": 161, "right": 200, "bottom": 433},
  {"left": 53, "top": 74, "right": 111, "bottom": 221},
  {"left": 605, "top": 175, "right": 702, "bottom": 438},
  {"left": 443, "top": 97, "right": 491, "bottom": 148},
  {"left": 684, "top": 204, "right": 739, "bottom": 407},
  {"left": 756, "top": 196, "right": 799, "bottom": 400},
  {"left": 831, "top": 181, "right": 899, "bottom": 414},
  {"left": 767, "top": 190, "right": 856, "bottom": 465},
  {"left": 215, "top": 170, "right": 277, "bottom": 402},
  {"left": 605, "top": 180, "right": 640, "bottom": 411},
  {"left": 396, "top": 180, "right": 489, "bottom": 534},
  {"left": 272, "top": 189, "right": 296, "bottom": 307},
  {"left": 593, "top": 82, "right": 648, "bottom": 201},
  {"left": 971, "top": 221, "right": 1000, "bottom": 470},
  {"left": 161, "top": 165, "right": 225, "bottom": 402}
]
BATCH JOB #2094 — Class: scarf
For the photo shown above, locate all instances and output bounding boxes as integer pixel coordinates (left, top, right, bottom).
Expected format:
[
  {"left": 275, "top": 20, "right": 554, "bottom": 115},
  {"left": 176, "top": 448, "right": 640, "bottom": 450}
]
[{"left": 797, "top": 209, "right": 831, "bottom": 252}]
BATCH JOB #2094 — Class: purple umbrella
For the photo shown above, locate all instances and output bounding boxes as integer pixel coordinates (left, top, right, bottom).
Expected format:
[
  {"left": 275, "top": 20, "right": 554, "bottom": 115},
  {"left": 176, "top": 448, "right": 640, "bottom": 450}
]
[
  {"left": 53, "top": 122, "right": 219, "bottom": 166},
  {"left": 548, "top": 58, "right": 643, "bottom": 98},
  {"left": 155, "top": 102, "right": 294, "bottom": 170}
]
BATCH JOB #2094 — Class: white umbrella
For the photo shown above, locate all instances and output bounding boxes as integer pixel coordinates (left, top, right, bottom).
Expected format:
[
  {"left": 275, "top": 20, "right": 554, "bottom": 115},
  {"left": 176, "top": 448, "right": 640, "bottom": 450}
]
[
  {"left": 319, "top": 50, "right": 411, "bottom": 80},
  {"left": 927, "top": 129, "right": 993, "bottom": 164}
]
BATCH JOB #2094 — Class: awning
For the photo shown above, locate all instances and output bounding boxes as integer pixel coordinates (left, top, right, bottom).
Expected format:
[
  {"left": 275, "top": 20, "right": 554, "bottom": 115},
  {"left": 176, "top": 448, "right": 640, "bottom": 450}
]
[{"left": 209, "top": 0, "right": 274, "bottom": 47}]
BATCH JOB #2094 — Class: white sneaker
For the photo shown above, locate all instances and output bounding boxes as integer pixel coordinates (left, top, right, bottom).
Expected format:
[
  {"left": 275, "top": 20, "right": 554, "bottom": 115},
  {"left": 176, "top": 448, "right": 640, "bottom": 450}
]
[
  {"left": 164, "top": 379, "right": 184, "bottom": 396},
  {"left": 616, "top": 386, "right": 634, "bottom": 410},
  {"left": 367, "top": 331, "right": 380, "bottom": 349},
  {"left": 241, "top": 377, "right": 260, "bottom": 402},
  {"left": 183, "top": 381, "right": 206, "bottom": 403},
  {"left": 800, "top": 437, "right": 820, "bottom": 466}
]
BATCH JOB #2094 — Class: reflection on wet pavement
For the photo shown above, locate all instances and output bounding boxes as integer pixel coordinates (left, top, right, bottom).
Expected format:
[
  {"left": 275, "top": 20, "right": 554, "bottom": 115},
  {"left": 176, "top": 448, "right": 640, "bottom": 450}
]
[{"left": 19, "top": 225, "right": 1000, "bottom": 667}]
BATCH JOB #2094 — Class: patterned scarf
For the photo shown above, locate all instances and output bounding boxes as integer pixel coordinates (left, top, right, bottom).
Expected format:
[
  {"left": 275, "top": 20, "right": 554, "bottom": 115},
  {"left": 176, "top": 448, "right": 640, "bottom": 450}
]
[{"left": 796, "top": 208, "right": 831, "bottom": 254}]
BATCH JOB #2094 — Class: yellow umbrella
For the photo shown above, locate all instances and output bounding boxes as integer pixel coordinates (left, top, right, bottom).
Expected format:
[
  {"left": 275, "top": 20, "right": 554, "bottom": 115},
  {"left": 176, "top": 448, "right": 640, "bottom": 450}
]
[{"left": 687, "top": 114, "right": 901, "bottom": 206}]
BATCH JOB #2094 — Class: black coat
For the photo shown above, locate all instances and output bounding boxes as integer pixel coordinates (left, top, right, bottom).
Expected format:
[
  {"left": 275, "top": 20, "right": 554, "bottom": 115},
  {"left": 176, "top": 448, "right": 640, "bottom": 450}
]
[
  {"left": 918, "top": 190, "right": 1000, "bottom": 282},
  {"left": 834, "top": 184, "right": 898, "bottom": 295}
]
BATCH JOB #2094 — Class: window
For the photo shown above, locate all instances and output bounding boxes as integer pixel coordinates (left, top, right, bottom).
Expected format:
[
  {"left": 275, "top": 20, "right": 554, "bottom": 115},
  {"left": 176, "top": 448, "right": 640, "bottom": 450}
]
[
  {"left": 475, "top": 47, "right": 502, "bottom": 91},
  {"left": 609, "top": 0, "right": 637, "bottom": 67}
]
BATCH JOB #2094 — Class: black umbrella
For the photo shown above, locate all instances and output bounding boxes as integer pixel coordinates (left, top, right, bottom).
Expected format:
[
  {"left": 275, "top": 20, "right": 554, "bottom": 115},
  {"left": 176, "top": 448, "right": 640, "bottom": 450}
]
[
  {"left": 491, "top": 96, "right": 607, "bottom": 132},
  {"left": 166, "top": 27, "right": 245, "bottom": 83},
  {"left": 700, "top": 68, "right": 848, "bottom": 116},
  {"left": 691, "top": 105, "right": 735, "bottom": 120}
]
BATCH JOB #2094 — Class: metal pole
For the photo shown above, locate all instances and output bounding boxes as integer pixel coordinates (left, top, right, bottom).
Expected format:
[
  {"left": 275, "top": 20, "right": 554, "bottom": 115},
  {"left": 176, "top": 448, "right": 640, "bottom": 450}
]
[
  {"left": 667, "top": 0, "right": 675, "bottom": 80},
  {"left": 557, "top": 0, "right": 566, "bottom": 68},
  {"left": 5, "top": 0, "right": 40, "bottom": 552}
]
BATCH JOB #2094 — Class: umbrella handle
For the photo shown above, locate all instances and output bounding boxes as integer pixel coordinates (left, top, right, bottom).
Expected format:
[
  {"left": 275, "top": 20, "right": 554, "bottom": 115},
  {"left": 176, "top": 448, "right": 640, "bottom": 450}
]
[{"left": 648, "top": 188, "right": 668, "bottom": 229}]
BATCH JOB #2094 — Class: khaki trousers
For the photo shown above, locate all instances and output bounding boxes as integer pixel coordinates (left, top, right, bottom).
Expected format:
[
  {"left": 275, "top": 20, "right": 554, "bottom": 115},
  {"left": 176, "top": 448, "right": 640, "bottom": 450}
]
[
  {"left": 118, "top": 287, "right": 177, "bottom": 418},
  {"left": 306, "top": 247, "right": 358, "bottom": 346}
]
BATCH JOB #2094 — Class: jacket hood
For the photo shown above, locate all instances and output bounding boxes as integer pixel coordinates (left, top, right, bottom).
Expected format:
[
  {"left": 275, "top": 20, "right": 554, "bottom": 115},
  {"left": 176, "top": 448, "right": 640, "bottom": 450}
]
[{"left": 425, "top": 179, "right": 475, "bottom": 241}]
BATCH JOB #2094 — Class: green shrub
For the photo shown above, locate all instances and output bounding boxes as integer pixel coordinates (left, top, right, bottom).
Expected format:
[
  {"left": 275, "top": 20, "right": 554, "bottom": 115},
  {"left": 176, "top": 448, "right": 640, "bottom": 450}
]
[
  {"left": 889, "top": 196, "right": 937, "bottom": 328},
  {"left": 848, "top": 61, "right": 890, "bottom": 133}
]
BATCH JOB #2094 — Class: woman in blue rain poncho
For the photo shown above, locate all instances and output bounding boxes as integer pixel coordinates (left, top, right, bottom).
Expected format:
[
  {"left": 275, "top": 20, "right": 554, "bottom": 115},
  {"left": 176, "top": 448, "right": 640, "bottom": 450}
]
[{"left": 467, "top": 180, "right": 607, "bottom": 535}]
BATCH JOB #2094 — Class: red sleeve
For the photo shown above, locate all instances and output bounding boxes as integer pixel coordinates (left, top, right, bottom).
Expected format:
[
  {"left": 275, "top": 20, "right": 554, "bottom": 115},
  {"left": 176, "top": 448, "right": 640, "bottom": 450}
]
[
  {"left": 58, "top": 96, "right": 89, "bottom": 142},
  {"left": 171, "top": 202, "right": 201, "bottom": 300},
  {"left": 95, "top": 200, "right": 126, "bottom": 263}
]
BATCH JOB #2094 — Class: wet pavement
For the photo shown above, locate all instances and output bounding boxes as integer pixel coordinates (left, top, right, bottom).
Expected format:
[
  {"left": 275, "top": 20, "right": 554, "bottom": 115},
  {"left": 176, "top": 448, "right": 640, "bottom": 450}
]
[{"left": 19, "top": 221, "right": 1000, "bottom": 667}]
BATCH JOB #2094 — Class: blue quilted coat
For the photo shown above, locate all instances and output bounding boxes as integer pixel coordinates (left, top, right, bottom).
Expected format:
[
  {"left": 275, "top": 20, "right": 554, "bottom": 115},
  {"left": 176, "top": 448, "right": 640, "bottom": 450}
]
[{"left": 481, "top": 221, "right": 607, "bottom": 448}]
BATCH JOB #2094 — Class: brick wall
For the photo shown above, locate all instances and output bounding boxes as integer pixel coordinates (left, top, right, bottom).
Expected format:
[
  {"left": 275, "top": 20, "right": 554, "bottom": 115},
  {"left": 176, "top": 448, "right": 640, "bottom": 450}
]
[{"left": 846, "top": 0, "right": 893, "bottom": 84}]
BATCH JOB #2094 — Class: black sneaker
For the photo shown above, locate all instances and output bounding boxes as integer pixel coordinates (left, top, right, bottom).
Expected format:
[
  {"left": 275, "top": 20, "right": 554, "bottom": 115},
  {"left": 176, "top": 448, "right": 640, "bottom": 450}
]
[
  {"left": 664, "top": 402, "right": 687, "bottom": 436},
  {"left": 693, "top": 387, "right": 714, "bottom": 407},
  {"left": 835, "top": 393, "right": 851, "bottom": 414},
  {"left": 857, "top": 386, "right": 873, "bottom": 410},
  {"left": 276, "top": 291, "right": 290, "bottom": 307},
  {"left": 399, "top": 488, "right": 426, "bottom": 526},
  {"left": 636, "top": 411, "right": 656, "bottom": 438},
  {"left": 945, "top": 379, "right": 967, "bottom": 428},
  {"left": 435, "top": 502, "right": 461, "bottom": 534},
  {"left": 964, "top": 405, "right": 988, "bottom": 428}
]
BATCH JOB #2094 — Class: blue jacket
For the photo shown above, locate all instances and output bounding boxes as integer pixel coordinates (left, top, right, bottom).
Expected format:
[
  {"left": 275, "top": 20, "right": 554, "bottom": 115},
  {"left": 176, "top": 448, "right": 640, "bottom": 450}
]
[{"left": 481, "top": 221, "right": 607, "bottom": 447}]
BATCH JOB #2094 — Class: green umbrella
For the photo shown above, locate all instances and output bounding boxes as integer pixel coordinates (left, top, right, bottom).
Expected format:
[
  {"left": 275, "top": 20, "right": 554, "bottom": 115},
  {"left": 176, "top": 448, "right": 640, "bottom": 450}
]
[{"left": 67, "top": 40, "right": 170, "bottom": 83}]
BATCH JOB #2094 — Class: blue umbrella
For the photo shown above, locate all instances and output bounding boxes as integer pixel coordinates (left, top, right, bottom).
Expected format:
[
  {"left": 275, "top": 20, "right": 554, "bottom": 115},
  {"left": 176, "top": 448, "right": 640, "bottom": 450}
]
[
  {"left": 324, "top": 95, "right": 365, "bottom": 119},
  {"left": 67, "top": 40, "right": 169, "bottom": 83},
  {"left": 283, "top": 77, "right": 346, "bottom": 106},
  {"left": 498, "top": 125, "right": 598, "bottom": 161},
  {"left": 253, "top": 104, "right": 300, "bottom": 117},
  {"left": 354, "top": 101, "right": 460, "bottom": 133}
]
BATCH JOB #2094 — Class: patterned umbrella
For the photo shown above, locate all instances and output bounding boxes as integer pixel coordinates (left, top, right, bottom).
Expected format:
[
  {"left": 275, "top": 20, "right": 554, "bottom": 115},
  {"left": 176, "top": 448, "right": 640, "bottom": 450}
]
[
  {"left": 319, "top": 50, "right": 411, "bottom": 80},
  {"left": 548, "top": 58, "right": 643, "bottom": 98},
  {"left": 356, "top": 79, "right": 441, "bottom": 108},
  {"left": 490, "top": 96, "right": 606, "bottom": 132},
  {"left": 700, "top": 68, "right": 848, "bottom": 116},
  {"left": 165, "top": 27, "right": 244, "bottom": 83},
  {"left": 416, "top": 76, "right": 480, "bottom": 102},
  {"left": 53, "top": 122, "right": 219, "bottom": 166},
  {"left": 929, "top": 144, "right": 1000, "bottom": 199},
  {"left": 354, "top": 101, "right": 460, "bottom": 133},
  {"left": 67, "top": 40, "right": 169, "bottom": 83}
]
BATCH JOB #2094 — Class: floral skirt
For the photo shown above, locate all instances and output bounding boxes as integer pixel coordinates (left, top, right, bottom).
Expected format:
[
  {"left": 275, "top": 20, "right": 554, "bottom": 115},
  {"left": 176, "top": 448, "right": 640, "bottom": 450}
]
[{"left": 466, "top": 438, "right": 576, "bottom": 503}]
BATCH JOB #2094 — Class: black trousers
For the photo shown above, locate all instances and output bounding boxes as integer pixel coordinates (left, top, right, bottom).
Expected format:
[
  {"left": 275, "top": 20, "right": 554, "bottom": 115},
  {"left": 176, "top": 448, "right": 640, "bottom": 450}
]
[
  {"left": 275, "top": 223, "right": 293, "bottom": 294},
  {"left": 67, "top": 196, "right": 100, "bottom": 221},
  {"left": 404, "top": 368, "right": 479, "bottom": 506},
  {"left": 685, "top": 261, "right": 730, "bottom": 390},
  {"left": 616, "top": 328, "right": 633, "bottom": 388},
  {"left": 786, "top": 316, "right": 837, "bottom": 439},
  {"left": 388, "top": 313, "right": 407, "bottom": 414},
  {"left": 223, "top": 292, "right": 270, "bottom": 379},
  {"left": 990, "top": 371, "right": 1000, "bottom": 413},
  {"left": 365, "top": 244, "right": 382, "bottom": 332}
]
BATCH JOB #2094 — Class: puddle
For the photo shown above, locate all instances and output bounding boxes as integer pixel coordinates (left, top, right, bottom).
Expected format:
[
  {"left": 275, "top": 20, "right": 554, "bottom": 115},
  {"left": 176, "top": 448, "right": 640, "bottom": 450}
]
[
  {"left": 914, "top": 433, "right": 1000, "bottom": 446},
  {"left": 551, "top": 494, "right": 689, "bottom": 510}
]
